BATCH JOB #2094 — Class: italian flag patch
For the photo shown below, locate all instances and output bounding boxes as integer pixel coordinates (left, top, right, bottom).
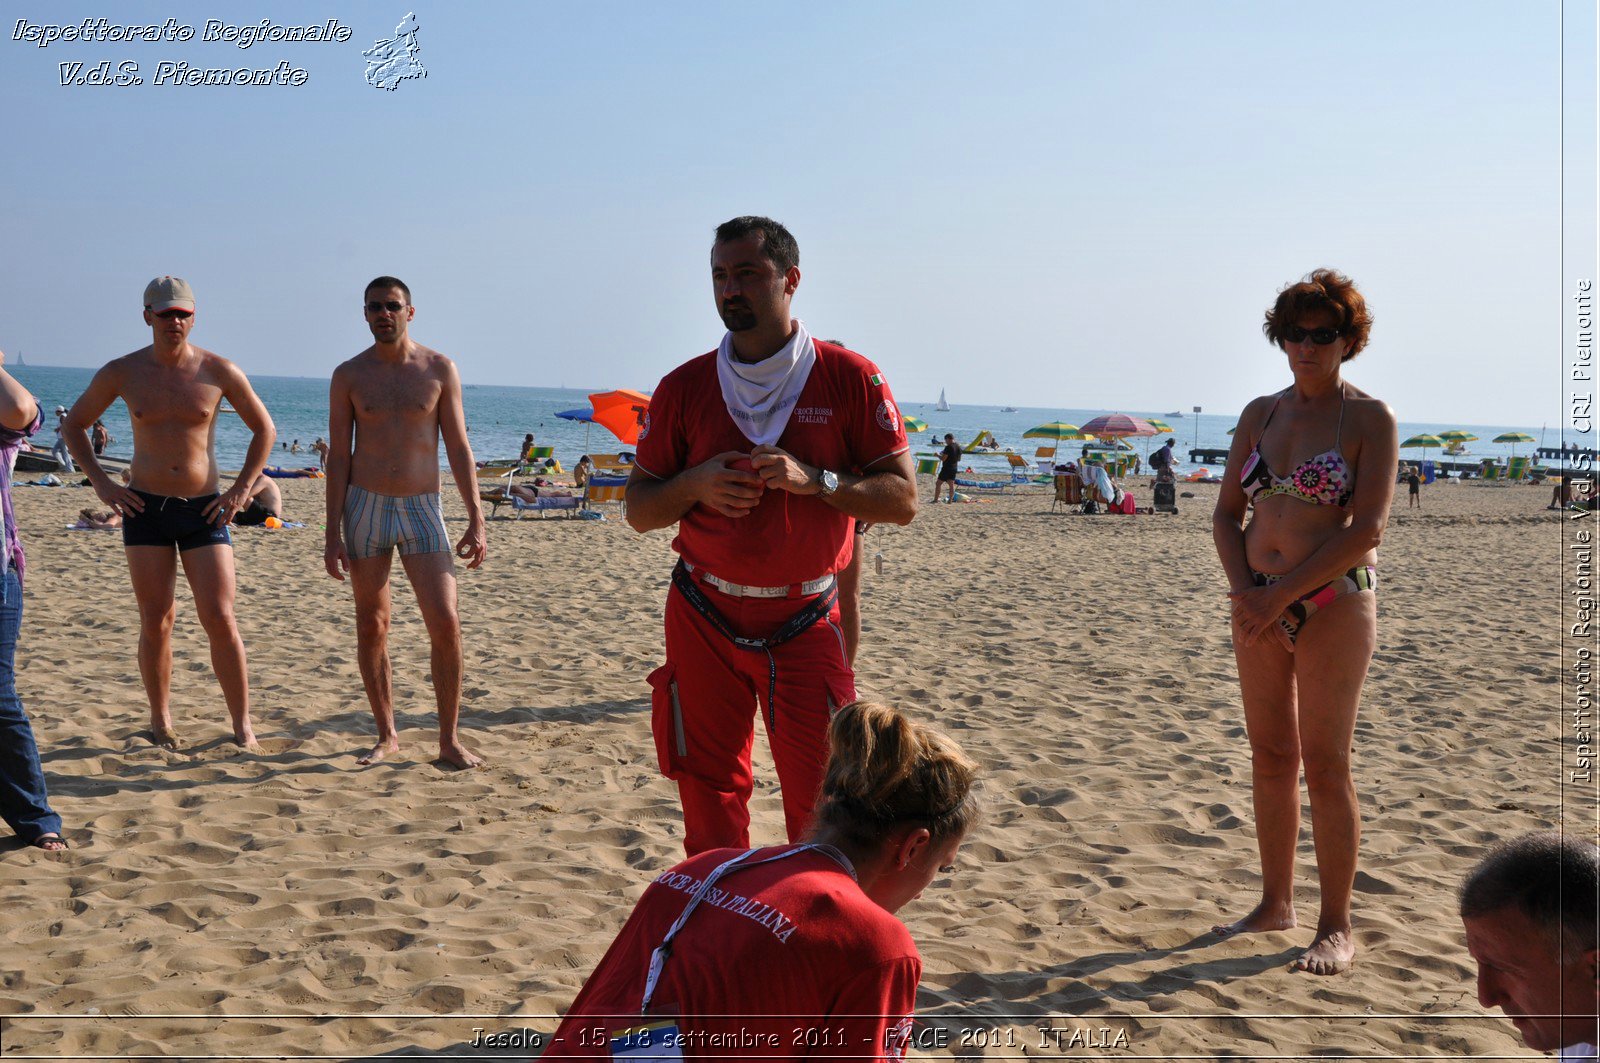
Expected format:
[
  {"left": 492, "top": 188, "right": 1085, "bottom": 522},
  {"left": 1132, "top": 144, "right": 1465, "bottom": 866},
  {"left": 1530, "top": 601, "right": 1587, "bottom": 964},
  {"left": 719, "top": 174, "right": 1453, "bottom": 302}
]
[{"left": 870, "top": 374, "right": 883, "bottom": 386}]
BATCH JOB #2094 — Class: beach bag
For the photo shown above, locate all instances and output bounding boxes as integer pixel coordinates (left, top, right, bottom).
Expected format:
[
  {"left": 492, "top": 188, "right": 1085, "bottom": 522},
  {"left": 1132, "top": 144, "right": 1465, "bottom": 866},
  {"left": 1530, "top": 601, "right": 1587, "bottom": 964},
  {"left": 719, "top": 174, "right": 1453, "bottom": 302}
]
[{"left": 1081, "top": 499, "right": 1099, "bottom": 514}]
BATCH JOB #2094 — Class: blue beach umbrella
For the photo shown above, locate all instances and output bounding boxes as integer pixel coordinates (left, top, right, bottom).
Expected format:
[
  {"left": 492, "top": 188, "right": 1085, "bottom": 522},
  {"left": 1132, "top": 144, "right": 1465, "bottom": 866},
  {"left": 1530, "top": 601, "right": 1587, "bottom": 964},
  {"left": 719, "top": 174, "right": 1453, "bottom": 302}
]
[{"left": 557, "top": 407, "right": 598, "bottom": 453}]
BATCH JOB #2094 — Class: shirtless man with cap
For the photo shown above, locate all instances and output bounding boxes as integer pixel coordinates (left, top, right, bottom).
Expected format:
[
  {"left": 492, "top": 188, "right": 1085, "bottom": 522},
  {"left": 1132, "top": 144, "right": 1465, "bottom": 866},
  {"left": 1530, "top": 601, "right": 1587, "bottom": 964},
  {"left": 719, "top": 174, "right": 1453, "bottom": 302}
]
[
  {"left": 64, "top": 276, "right": 275, "bottom": 750},
  {"left": 324, "top": 276, "right": 486, "bottom": 769}
]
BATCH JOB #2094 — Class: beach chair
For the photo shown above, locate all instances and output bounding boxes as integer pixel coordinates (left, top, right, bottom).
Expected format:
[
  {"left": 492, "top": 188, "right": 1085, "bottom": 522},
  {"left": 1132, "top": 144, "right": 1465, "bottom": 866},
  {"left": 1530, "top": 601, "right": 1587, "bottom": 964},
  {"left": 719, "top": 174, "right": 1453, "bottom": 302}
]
[
  {"left": 1004, "top": 453, "right": 1033, "bottom": 483},
  {"left": 1480, "top": 459, "right": 1503, "bottom": 482},
  {"left": 589, "top": 453, "right": 630, "bottom": 475},
  {"left": 524, "top": 445, "right": 562, "bottom": 475},
  {"left": 1506, "top": 456, "right": 1530, "bottom": 481},
  {"left": 583, "top": 475, "right": 629, "bottom": 516},
  {"left": 511, "top": 492, "right": 582, "bottom": 519},
  {"left": 916, "top": 457, "right": 939, "bottom": 476},
  {"left": 1052, "top": 473, "right": 1081, "bottom": 512}
]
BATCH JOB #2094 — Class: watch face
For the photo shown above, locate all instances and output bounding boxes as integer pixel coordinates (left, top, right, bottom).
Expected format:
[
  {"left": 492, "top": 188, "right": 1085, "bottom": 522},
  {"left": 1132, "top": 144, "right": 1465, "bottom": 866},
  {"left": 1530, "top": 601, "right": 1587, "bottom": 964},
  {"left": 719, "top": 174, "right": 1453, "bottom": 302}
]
[{"left": 822, "top": 470, "right": 839, "bottom": 494}]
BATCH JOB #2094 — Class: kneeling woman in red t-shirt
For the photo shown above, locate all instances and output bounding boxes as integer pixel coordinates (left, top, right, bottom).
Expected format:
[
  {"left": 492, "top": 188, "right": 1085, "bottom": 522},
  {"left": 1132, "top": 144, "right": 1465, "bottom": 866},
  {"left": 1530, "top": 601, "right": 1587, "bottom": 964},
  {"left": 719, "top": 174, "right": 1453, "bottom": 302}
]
[{"left": 548, "top": 701, "right": 979, "bottom": 1061}]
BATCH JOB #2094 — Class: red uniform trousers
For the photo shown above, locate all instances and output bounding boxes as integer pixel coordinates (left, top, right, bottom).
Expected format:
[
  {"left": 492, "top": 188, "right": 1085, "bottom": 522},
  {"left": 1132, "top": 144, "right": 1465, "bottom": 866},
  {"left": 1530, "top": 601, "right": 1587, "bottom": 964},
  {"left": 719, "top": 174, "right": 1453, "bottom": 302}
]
[{"left": 648, "top": 574, "right": 857, "bottom": 856}]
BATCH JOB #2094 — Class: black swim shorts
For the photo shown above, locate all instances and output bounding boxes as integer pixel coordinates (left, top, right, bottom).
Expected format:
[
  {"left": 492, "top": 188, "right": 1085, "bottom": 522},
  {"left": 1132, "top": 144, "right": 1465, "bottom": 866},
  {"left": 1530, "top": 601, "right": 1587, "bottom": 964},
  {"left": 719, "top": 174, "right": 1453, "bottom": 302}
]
[{"left": 121, "top": 490, "right": 233, "bottom": 552}]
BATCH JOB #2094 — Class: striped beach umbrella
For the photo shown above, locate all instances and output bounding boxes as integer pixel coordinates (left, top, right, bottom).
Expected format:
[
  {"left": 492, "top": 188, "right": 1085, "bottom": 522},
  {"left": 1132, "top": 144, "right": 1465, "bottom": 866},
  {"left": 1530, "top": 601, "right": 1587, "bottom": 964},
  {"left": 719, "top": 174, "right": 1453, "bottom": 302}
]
[
  {"left": 1022, "top": 422, "right": 1081, "bottom": 458},
  {"left": 1079, "top": 413, "right": 1158, "bottom": 439},
  {"left": 902, "top": 416, "right": 929, "bottom": 434},
  {"left": 1493, "top": 431, "right": 1535, "bottom": 459},
  {"left": 1023, "top": 422, "right": 1081, "bottom": 441},
  {"left": 1401, "top": 433, "right": 1444, "bottom": 458}
]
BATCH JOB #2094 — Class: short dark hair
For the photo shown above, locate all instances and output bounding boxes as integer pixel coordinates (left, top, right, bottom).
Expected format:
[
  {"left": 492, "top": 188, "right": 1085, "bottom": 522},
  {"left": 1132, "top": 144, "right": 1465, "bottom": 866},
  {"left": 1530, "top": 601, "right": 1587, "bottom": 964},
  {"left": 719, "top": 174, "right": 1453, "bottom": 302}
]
[
  {"left": 1460, "top": 831, "right": 1600, "bottom": 960},
  {"left": 1262, "top": 268, "right": 1373, "bottom": 361},
  {"left": 364, "top": 276, "right": 412, "bottom": 303},
  {"left": 1165, "top": 438, "right": 1175, "bottom": 446},
  {"left": 713, "top": 216, "right": 799, "bottom": 273}
]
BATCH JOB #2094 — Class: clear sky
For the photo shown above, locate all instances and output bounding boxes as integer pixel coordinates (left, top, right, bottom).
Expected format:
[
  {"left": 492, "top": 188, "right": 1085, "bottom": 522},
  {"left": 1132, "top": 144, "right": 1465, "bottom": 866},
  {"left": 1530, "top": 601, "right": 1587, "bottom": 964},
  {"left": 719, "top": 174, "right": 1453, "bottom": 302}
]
[{"left": 2, "top": 1, "right": 1593, "bottom": 428}]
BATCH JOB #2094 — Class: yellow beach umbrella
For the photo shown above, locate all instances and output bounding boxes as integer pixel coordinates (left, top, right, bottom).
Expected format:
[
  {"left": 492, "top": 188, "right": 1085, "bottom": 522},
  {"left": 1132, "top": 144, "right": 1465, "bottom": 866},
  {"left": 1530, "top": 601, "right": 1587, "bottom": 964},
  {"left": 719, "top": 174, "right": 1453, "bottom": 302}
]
[{"left": 1493, "top": 431, "right": 1535, "bottom": 460}]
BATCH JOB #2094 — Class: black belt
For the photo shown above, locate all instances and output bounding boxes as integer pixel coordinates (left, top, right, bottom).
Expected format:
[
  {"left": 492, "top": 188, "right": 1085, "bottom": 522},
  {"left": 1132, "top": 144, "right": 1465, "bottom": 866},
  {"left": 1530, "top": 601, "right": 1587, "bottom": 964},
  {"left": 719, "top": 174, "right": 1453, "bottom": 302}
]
[{"left": 670, "top": 559, "right": 839, "bottom": 733}]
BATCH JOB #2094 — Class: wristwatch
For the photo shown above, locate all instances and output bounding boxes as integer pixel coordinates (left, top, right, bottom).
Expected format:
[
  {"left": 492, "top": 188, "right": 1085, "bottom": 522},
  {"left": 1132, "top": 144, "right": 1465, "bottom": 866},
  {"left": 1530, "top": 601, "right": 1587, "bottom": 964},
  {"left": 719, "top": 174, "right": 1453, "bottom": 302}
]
[{"left": 818, "top": 469, "right": 839, "bottom": 497}]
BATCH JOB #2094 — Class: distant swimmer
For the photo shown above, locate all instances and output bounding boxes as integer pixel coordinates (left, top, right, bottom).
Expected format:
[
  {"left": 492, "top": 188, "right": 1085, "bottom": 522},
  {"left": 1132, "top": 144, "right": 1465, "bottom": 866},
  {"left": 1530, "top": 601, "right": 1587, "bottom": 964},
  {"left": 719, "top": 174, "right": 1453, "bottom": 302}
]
[
  {"left": 1211, "top": 269, "right": 1398, "bottom": 974},
  {"left": 324, "top": 276, "right": 486, "bottom": 769},
  {"left": 63, "top": 276, "right": 276, "bottom": 751}
]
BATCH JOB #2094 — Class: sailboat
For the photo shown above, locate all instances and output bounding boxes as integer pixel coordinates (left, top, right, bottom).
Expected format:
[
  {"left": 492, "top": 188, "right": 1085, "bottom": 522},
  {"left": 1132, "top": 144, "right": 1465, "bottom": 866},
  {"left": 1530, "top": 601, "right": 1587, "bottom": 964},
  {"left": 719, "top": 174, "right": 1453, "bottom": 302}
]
[{"left": 935, "top": 388, "right": 950, "bottom": 412}]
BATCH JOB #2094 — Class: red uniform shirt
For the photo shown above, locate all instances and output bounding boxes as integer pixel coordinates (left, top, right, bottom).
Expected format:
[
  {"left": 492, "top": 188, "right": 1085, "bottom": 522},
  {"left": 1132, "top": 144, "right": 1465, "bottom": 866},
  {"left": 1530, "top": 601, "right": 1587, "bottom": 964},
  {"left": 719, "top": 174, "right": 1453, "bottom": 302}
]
[
  {"left": 635, "top": 341, "right": 908, "bottom": 587},
  {"left": 548, "top": 845, "right": 920, "bottom": 1061}
]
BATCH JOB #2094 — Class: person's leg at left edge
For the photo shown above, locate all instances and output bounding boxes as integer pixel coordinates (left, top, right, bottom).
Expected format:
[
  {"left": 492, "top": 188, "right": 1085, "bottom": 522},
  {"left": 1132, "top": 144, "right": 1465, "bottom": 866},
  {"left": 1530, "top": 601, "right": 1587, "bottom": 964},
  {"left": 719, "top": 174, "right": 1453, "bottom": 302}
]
[{"left": 0, "top": 568, "right": 64, "bottom": 849}]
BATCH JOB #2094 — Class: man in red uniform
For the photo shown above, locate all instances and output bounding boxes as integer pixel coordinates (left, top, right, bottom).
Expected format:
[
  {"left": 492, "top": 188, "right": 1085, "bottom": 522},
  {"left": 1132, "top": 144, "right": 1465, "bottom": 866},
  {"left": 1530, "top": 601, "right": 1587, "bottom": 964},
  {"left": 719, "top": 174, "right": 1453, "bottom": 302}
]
[{"left": 626, "top": 217, "right": 916, "bottom": 855}]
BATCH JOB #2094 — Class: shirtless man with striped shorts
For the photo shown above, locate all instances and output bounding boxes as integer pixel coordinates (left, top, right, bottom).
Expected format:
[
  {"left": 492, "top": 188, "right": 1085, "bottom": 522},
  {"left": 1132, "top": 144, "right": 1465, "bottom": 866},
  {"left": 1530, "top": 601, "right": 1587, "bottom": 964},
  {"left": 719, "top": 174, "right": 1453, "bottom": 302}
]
[{"left": 324, "top": 277, "right": 487, "bottom": 769}]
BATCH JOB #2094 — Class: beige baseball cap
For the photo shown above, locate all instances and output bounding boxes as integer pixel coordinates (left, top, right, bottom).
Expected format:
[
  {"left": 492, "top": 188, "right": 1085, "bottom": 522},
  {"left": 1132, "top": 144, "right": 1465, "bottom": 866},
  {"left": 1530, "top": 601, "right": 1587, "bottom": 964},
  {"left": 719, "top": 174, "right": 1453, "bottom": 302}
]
[{"left": 143, "top": 276, "right": 195, "bottom": 313}]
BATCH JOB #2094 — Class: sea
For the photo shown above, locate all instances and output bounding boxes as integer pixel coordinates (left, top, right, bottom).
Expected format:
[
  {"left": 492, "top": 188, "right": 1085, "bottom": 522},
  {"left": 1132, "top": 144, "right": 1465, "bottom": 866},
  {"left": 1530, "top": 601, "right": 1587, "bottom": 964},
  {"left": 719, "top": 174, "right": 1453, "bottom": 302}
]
[{"left": 9, "top": 363, "right": 1577, "bottom": 476}]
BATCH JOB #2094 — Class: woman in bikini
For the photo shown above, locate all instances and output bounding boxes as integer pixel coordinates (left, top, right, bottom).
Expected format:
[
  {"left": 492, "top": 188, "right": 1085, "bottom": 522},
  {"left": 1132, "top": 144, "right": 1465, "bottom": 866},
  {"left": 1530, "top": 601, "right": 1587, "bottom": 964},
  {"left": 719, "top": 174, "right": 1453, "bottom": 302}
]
[{"left": 1211, "top": 269, "right": 1398, "bottom": 975}]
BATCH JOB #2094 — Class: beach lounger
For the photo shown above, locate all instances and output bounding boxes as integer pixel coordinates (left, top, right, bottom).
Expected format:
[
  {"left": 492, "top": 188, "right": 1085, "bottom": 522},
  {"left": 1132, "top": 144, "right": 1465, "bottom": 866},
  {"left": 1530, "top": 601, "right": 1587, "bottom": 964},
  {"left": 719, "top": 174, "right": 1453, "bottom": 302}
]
[
  {"left": 511, "top": 493, "right": 582, "bottom": 519},
  {"left": 481, "top": 485, "right": 513, "bottom": 518},
  {"left": 1003, "top": 453, "right": 1035, "bottom": 483},
  {"left": 1480, "top": 459, "right": 1503, "bottom": 482},
  {"left": 1506, "top": 456, "right": 1530, "bottom": 481}
]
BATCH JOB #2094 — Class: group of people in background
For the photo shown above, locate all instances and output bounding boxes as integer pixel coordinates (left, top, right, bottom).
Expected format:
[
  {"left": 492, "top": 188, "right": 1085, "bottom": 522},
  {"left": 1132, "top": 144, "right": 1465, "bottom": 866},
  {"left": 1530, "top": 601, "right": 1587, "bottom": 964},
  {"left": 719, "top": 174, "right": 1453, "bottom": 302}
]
[{"left": 0, "top": 224, "right": 1590, "bottom": 1058}]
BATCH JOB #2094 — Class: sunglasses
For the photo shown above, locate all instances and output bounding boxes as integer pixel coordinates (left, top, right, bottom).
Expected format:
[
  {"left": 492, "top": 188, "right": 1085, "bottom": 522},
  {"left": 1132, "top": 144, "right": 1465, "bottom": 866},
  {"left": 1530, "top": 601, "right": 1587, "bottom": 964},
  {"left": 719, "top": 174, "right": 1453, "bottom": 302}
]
[
  {"left": 365, "top": 300, "right": 407, "bottom": 314},
  {"left": 1283, "top": 324, "right": 1342, "bottom": 345},
  {"left": 154, "top": 309, "right": 193, "bottom": 320}
]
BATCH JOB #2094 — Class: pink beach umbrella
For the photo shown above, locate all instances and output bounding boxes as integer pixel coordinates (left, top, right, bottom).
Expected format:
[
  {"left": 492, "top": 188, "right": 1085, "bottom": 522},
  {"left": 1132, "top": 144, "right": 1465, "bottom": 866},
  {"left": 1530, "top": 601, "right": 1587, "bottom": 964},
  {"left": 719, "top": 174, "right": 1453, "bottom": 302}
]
[{"left": 1078, "top": 413, "right": 1159, "bottom": 439}]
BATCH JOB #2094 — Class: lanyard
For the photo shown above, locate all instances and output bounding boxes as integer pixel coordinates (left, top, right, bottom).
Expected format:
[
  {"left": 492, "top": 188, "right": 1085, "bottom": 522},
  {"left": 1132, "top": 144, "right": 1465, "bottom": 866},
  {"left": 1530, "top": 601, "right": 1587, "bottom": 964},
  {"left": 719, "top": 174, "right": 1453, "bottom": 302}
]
[{"left": 640, "top": 844, "right": 853, "bottom": 1015}]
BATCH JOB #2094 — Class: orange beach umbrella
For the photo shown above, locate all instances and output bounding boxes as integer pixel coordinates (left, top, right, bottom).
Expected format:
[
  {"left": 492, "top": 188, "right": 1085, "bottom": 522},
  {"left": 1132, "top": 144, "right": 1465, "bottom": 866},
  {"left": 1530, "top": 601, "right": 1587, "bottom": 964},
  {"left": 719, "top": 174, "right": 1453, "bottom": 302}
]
[{"left": 587, "top": 389, "right": 651, "bottom": 447}]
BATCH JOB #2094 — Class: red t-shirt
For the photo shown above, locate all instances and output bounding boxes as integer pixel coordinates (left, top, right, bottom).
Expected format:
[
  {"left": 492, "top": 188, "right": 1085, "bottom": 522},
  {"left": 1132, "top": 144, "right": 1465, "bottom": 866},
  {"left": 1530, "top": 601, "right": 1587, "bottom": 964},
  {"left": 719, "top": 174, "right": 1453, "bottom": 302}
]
[
  {"left": 548, "top": 845, "right": 920, "bottom": 1061},
  {"left": 634, "top": 341, "right": 908, "bottom": 586}
]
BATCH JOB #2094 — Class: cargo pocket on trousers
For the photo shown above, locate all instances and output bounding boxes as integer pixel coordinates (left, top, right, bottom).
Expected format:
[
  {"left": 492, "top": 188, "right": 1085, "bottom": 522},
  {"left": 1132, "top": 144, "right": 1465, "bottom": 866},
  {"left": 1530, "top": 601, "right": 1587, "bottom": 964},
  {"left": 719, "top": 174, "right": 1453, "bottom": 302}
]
[
  {"left": 647, "top": 664, "right": 687, "bottom": 780},
  {"left": 824, "top": 674, "right": 859, "bottom": 720}
]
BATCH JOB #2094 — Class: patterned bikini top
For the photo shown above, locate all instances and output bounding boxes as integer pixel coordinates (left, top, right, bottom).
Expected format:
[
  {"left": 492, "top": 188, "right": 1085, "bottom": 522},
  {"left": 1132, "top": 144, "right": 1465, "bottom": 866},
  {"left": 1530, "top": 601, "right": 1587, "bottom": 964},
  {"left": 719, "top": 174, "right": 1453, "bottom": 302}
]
[{"left": 1239, "top": 390, "right": 1355, "bottom": 507}]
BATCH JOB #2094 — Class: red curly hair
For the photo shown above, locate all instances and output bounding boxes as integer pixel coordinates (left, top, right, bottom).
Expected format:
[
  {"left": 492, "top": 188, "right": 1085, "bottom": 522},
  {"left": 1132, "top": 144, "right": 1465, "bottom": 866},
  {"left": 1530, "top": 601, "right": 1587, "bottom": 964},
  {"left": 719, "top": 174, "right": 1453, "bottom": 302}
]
[{"left": 1262, "top": 268, "right": 1373, "bottom": 361}]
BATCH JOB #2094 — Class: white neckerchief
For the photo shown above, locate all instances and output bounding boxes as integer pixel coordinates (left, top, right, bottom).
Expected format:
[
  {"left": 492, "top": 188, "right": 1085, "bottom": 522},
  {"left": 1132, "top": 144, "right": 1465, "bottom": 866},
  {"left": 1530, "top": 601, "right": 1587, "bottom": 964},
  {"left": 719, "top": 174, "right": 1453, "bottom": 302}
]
[{"left": 716, "top": 320, "right": 816, "bottom": 447}]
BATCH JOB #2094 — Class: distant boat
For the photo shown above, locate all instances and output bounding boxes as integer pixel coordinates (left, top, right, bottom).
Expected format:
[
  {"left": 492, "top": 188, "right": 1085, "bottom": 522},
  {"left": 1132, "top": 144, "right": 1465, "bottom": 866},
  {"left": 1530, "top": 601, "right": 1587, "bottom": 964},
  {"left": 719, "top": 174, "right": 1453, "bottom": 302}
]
[
  {"left": 13, "top": 351, "right": 24, "bottom": 366},
  {"left": 1164, "top": 410, "right": 1184, "bottom": 418},
  {"left": 1000, "top": 406, "right": 1017, "bottom": 413},
  {"left": 936, "top": 388, "right": 950, "bottom": 412}
]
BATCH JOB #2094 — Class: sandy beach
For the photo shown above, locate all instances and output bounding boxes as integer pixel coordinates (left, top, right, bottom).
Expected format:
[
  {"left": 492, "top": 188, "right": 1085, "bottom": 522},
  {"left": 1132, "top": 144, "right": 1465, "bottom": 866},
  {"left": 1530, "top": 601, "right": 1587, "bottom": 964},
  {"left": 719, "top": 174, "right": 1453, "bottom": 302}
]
[{"left": 0, "top": 471, "right": 1574, "bottom": 1058}]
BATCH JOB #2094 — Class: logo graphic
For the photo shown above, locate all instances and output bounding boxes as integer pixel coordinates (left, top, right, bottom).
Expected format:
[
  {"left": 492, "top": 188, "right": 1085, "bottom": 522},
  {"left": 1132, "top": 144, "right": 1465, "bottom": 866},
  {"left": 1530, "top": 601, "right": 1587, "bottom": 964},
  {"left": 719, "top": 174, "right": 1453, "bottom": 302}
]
[
  {"left": 869, "top": 373, "right": 883, "bottom": 386},
  {"left": 875, "top": 399, "right": 899, "bottom": 433},
  {"left": 363, "top": 12, "right": 425, "bottom": 90},
  {"left": 637, "top": 410, "right": 651, "bottom": 442}
]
